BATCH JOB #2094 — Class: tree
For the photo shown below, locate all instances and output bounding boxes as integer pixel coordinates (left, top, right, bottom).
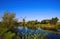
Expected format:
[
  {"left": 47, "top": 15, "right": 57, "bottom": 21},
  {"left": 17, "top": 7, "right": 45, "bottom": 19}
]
[
  {"left": 26, "top": 20, "right": 37, "bottom": 29},
  {"left": 40, "top": 20, "right": 49, "bottom": 24},
  {"left": 50, "top": 17, "right": 59, "bottom": 25},
  {"left": 0, "top": 11, "right": 19, "bottom": 39},
  {"left": 55, "top": 17, "right": 59, "bottom": 23},
  {"left": 1, "top": 11, "right": 18, "bottom": 28}
]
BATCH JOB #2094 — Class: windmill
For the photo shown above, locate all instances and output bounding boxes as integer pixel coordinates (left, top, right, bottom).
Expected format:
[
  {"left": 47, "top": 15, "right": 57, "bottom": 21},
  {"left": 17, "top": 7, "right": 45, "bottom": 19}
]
[{"left": 20, "top": 17, "right": 26, "bottom": 28}]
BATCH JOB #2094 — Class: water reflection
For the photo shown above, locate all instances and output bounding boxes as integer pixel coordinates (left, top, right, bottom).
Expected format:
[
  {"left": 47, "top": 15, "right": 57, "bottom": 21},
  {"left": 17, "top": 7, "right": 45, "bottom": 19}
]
[{"left": 17, "top": 26, "right": 60, "bottom": 39}]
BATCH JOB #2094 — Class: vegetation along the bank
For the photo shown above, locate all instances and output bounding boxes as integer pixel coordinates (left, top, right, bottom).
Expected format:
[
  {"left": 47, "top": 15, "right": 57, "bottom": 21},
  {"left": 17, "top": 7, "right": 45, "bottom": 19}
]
[{"left": 0, "top": 11, "right": 60, "bottom": 39}]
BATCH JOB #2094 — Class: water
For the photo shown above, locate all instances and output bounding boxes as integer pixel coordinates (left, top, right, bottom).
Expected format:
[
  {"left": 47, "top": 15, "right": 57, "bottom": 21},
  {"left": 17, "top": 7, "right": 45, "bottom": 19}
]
[{"left": 17, "top": 26, "right": 60, "bottom": 39}]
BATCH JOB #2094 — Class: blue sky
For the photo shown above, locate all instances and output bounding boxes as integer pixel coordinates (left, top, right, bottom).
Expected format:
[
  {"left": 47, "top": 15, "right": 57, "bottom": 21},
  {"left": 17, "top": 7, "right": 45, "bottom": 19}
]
[{"left": 0, "top": 0, "right": 60, "bottom": 21}]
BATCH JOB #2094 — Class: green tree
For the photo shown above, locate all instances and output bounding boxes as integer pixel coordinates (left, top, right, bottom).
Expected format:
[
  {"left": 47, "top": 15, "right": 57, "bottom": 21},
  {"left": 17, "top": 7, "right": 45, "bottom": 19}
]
[
  {"left": 41, "top": 20, "right": 47, "bottom": 24},
  {"left": 1, "top": 11, "right": 18, "bottom": 28},
  {"left": 40, "top": 20, "right": 49, "bottom": 24},
  {"left": 0, "top": 11, "right": 19, "bottom": 39},
  {"left": 50, "top": 17, "right": 59, "bottom": 25},
  {"left": 26, "top": 20, "right": 37, "bottom": 29}
]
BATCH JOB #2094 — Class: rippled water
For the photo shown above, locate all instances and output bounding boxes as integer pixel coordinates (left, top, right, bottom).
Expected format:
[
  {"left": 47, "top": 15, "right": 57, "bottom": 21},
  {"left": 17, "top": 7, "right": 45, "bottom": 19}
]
[{"left": 17, "top": 26, "right": 60, "bottom": 39}]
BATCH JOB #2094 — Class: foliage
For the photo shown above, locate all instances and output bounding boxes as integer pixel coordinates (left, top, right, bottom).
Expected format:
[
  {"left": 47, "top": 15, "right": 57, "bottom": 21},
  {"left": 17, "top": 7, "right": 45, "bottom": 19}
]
[
  {"left": 56, "top": 22, "right": 60, "bottom": 29},
  {"left": 40, "top": 17, "right": 59, "bottom": 25},
  {"left": 50, "top": 17, "right": 59, "bottom": 25},
  {"left": 3, "top": 32, "right": 15, "bottom": 39},
  {"left": 0, "top": 11, "right": 60, "bottom": 39},
  {"left": 0, "top": 11, "right": 19, "bottom": 39},
  {"left": 1, "top": 11, "right": 18, "bottom": 29}
]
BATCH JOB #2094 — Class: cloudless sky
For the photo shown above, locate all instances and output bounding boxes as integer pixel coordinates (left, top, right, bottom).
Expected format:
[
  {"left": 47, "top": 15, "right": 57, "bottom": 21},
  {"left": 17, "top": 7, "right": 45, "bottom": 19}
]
[{"left": 0, "top": 0, "right": 60, "bottom": 21}]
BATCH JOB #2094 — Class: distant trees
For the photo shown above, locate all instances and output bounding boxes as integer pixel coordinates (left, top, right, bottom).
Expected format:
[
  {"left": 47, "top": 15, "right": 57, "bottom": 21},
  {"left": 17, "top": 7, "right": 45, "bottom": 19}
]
[
  {"left": 19, "top": 17, "right": 59, "bottom": 30},
  {"left": 19, "top": 19, "right": 40, "bottom": 29},
  {"left": 40, "top": 17, "right": 59, "bottom": 31},
  {"left": 26, "top": 20, "right": 39, "bottom": 29},
  {"left": 40, "top": 20, "right": 49, "bottom": 24},
  {"left": 40, "top": 17, "right": 59, "bottom": 25},
  {"left": 26, "top": 21, "right": 35, "bottom": 29},
  {"left": 50, "top": 17, "right": 59, "bottom": 25}
]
